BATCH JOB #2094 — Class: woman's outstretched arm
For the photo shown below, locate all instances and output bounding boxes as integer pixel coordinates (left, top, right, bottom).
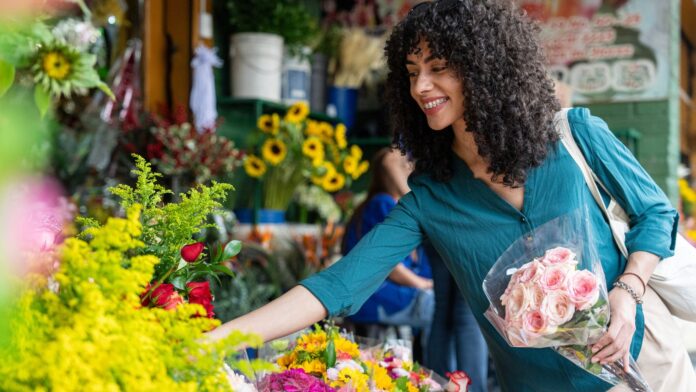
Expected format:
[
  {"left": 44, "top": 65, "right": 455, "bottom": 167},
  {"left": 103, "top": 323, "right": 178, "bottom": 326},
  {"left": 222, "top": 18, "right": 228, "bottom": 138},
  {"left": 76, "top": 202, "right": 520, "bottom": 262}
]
[{"left": 205, "top": 285, "right": 327, "bottom": 342}]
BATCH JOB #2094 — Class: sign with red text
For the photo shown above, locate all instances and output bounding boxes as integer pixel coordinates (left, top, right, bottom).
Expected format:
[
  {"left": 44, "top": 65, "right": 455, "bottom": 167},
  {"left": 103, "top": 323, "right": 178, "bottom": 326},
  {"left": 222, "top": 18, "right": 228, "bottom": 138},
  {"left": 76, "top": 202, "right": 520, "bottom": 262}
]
[{"left": 518, "top": 0, "right": 671, "bottom": 103}]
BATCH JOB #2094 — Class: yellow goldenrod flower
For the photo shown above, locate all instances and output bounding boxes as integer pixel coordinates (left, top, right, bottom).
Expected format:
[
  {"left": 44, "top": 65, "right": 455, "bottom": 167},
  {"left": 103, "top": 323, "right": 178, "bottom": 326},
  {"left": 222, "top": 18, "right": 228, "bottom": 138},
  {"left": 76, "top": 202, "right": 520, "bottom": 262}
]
[
  {"left": 350, "top": 145, "right": 363, "bottom": 161},
  {"left": 257, "top": 113, "right": 280, "bottom": 135},
  {"left": 42, "top": 51, "right": 71, "bottom": 80},
  {"left": 302, "top": 136, "right": 324, "bottom": 160},
  {"left": 285, "top": 101, "right": 309, "bottom": 123},
  {"left": 352, "top": 160, "right": 369, "bottom": 180},
  {"left": 335, "top": 123, "right": 348, "bottom": 149},
  {"left": 322, "top": 172, "right": 345, "bottom": 193},
  {"left": 342, "top": 155, "right": 358, "bottom": 175},
  {"left": 244, "top": 155, "right": 267, "bottom": 177},
  {"left": 261, "top": 138, "right": 287, "bottom": 166}
]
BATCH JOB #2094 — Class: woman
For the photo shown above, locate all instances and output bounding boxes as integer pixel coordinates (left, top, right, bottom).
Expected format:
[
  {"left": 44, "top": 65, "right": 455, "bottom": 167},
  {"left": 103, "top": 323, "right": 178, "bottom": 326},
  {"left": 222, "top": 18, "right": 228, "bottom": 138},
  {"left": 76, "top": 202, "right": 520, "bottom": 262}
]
[
  {"left": 208, "top": 1, "right": 694, "bottom": 390},
  {"left": 342, "top": 147, "right": 434, "bottom": 333}
]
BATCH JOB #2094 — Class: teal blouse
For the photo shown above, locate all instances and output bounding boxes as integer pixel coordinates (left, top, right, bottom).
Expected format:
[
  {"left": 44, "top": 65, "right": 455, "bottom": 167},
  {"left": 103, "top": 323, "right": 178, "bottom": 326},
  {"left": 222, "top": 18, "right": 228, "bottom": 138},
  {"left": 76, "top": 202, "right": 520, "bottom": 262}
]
[{"left": 301, "top": 108, "right": 678, "bottom": 392}]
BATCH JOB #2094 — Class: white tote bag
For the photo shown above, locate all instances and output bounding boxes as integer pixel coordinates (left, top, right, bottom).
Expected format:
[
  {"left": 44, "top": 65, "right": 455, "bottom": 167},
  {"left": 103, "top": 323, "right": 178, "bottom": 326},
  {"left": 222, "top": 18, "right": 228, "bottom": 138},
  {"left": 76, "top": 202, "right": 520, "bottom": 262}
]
[{"left": 556, "top": 108, "right": 696, "bottom": 321}]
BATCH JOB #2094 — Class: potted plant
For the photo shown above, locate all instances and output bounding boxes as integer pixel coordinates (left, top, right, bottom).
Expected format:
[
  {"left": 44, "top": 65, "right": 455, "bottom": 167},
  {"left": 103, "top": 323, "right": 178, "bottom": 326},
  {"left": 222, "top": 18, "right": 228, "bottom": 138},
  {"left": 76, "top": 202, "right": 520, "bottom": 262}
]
[{"left": 227, "top": 0, "right": 319, "bottom": 101}]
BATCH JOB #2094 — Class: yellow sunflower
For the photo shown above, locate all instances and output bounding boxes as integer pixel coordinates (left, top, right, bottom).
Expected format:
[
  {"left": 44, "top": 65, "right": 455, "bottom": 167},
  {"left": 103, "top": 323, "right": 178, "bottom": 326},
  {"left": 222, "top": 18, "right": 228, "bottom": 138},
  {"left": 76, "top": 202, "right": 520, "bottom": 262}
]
[
  {"left": 305, "top": 120, "right": 321, "bottom": 137},
  {"left": 42, "top": 51, "right": 71, "bottom": 80},
  {"left": 261, "top": 138, "right": 287, "bottom": 166},
  {"left": 312, "top": 161, "right": 336, "bottom": 185},
  {"left": 352, "top": 160, "right": 369, "bottom": 180},
  {"left": 322, "top": 172, "right": 346, "bottom": 193},
  {"left": 317, "top": 121, "right": 334, "bottom": 139},
  {"left": 257, "top": 113, "right": 280, "bottom": 134},
  {"left": 350, "top": 145, "right": 363, "bottom": 160},
  {"left": 342, "top": 155, "right": 358, "bottom": 175},
  {"left": 328, "top": 367, "right": 369, "bottom": 391},
  {"left": 302, "top": 136, "right": 324, "bottom": 160},
  {"left": 335, "top": 123, "right": 348, "bottom": 149},
  {"left": 243, "top": 155, "right": 267, "bottom": 178},
  {"left": 285, "top": 101, "right": 309, "bottom": 123},
  {"left": 366, "top": 361, "right": 394, "bottom": 391}
]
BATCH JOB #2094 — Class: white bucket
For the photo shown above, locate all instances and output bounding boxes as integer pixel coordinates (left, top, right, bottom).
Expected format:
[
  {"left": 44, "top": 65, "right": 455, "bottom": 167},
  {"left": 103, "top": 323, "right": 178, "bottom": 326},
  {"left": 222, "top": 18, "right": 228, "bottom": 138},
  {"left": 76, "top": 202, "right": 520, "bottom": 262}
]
[{"left": 229, "top": 33, "right": 284, "bottom": 101}]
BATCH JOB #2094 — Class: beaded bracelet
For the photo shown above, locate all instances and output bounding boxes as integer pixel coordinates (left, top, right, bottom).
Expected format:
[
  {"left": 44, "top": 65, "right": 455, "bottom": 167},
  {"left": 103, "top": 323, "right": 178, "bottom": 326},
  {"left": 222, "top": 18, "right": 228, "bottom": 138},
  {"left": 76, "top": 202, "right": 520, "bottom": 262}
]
[
  {"left": 613, "top": 280, "right": 643, "bottom": 305},
  {"left": 618, "top": 272, "right": 646, "bottom": 296}
]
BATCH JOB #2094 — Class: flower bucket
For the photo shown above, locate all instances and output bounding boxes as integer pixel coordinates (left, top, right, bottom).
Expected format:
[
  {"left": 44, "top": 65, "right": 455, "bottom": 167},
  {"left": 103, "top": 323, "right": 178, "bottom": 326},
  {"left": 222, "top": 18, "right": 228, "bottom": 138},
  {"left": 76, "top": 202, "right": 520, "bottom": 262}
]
[
  {"left": 234, "top": 208, "right": 286, "bottom": 224},
  {"left": 229, "top": 33, "right": 283, "bottom": 101},
  {"left": 326, "top": 85, "right": 358, "bottom": 131}
]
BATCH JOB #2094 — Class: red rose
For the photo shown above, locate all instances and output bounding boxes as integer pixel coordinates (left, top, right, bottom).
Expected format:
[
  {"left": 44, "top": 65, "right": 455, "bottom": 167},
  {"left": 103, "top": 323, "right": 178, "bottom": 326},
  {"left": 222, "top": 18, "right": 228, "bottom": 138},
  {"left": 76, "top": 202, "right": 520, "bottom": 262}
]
[
  {"left": 180, "top": 242, "right": 205, "bottom": 262},
  {"left": 187, "top": 281, "right": 214, "bottom": 318},
  {"left": 140, "top": 283, "right": 183, "bottom": 310},
  {"left": 445, "top": 371, "right": 471, "bottom": 392}
]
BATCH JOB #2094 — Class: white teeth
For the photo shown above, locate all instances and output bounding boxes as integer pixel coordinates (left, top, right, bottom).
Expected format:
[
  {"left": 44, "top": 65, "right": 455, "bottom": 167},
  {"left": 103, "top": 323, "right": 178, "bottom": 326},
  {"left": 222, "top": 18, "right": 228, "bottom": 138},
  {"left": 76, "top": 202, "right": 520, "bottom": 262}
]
[{"left": 424, "top": 98, "right": 448, "bottom": 109}]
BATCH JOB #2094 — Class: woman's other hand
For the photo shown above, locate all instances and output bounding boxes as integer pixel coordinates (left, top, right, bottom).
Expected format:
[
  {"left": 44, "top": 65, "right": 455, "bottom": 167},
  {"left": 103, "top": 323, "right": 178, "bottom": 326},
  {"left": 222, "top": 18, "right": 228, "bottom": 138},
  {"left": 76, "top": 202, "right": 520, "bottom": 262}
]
[{"left": 590, "top": 285, "right": 638, "bottom": 372}]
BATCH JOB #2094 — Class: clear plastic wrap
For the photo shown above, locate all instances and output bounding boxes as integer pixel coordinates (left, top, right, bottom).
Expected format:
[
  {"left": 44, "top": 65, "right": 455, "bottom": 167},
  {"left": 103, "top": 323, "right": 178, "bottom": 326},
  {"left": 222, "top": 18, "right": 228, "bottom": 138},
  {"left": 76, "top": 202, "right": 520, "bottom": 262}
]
[{"left": 483, "top": 208, "right": 651, "bottom": 391}]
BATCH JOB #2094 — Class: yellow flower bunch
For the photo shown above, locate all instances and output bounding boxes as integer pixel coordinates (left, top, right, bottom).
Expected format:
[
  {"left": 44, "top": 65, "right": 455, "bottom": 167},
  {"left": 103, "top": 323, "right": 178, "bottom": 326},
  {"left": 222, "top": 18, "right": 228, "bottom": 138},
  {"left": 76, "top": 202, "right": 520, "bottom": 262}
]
[
  {"left": 243, "top": 102, "right": 370, "bottom": 211},
  {"left": 0, "top": 206, "right": 264, "bottom": 391}
]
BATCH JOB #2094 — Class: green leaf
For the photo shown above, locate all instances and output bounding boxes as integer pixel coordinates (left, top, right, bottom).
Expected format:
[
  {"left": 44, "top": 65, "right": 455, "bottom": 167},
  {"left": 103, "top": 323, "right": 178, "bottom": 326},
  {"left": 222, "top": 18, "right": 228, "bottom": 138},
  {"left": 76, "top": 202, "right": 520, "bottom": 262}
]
[
  {"left": 33, "top": 85, "right": 51, "bottom": 117},
  {"left": 97, "top": 80, "right": 115, "bottom": 100},
  {"left": 223, "top": 240, "right": 243, "bottom": 259},
  {"left": 170, "top": 276, "right": 186, "bottom": 291},
  {"left": 211, "top": 264, "right": 236, "bottom": 278},
  {"left": 0, "top": 59, "right": 14, "bottom": 98},
  {"left": 324, "top": 338, "right": 336, "bottom": 368}
]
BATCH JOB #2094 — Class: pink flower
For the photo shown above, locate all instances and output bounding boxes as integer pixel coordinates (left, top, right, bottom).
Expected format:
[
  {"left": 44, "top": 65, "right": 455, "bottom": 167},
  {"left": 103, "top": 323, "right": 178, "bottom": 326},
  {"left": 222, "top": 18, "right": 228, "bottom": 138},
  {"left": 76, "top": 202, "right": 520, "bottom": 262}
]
[
  {"left": 542, "top": 247, "right": 577, "bottom": 266},
  {"left": 522, "top": 309, "right": 554, "bottom": 336},
  {"left": 503, "top": 284, "right": 531, "bottom": 320},
  {"left": 540, "top": 265, "right": 570, "bottom": 292},
  {"left": 567, "top": 270, "right": 600, "bottom": 311},
  {"left": 517, "top": 259, "right": 545, "bottom": 284},
  {"left": 541, "top": 291, "right": 576, "bottom": 326},
  {"left": 528, "top": 283, "right": 545, "bottom": 310}
]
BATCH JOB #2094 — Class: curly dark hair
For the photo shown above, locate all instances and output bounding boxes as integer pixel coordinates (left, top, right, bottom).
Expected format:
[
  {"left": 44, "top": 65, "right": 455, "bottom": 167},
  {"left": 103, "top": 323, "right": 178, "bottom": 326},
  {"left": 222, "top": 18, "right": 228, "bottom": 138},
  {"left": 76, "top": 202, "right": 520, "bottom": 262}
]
[{"left": 385, "top": 0, "right": 560, "bottom": 186}]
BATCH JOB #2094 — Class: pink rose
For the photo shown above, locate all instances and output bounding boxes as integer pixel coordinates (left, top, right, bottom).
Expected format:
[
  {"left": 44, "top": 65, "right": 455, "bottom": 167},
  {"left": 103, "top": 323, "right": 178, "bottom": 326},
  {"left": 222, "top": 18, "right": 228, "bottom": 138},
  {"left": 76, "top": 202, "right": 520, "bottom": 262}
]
[
  {"left": 503, "top": 284, "right": 531, "bottom": 320},
  {"left": 517, "top": 259, "right": 545, "bottom": 284},
  {"left": 528, "top": 283, "right": 545, "bottom": 310},
  {"left": 522, "top": 309, "right": 555, "bottom": 336},
  {"left": 542, "top": 247, "right": 577, "bottom": 266},
  {"left": 541, "top": 291, "right": 576, "bottom": 326},
  {"left": 567, "top": 270, "right": 600, "bottom": 311},
  {"left": 540, "top": 265, "right": 570, "bottom": 292}
]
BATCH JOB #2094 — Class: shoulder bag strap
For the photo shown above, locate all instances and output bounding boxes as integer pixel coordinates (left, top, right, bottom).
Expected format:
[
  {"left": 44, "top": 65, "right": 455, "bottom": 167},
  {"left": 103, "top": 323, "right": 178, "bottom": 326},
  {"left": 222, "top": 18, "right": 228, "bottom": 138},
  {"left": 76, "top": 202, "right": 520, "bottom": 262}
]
[{"left": 555, "top": 108, "right": 630, "bottom": 258}]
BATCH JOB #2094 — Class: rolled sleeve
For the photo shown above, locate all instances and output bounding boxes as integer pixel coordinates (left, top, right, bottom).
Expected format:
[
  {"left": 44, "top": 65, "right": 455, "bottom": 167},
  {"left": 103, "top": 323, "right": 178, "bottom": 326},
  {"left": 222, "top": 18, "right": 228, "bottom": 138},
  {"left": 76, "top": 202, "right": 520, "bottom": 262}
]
[
  {"left": 569, "top": 108, "right": 678, "bottom": 259},
  {"left": 299, "top": 191, "right": 424, "bottom": 317}
]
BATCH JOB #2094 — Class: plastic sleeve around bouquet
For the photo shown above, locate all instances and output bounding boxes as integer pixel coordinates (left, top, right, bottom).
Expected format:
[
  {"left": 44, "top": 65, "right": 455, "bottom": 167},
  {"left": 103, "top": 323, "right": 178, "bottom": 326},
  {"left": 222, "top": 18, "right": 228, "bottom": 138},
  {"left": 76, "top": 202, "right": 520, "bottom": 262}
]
[{"left": 482, "top": 208, "right": 651, "bottom": 391}]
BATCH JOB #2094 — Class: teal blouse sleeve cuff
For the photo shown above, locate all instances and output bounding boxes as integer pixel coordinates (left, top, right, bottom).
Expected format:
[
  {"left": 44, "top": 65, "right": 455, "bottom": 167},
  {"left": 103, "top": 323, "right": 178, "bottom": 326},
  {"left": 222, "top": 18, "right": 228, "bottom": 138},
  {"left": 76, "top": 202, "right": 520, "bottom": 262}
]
[{"left": 300, "top": 270, "right": 353, "bottom": 317}]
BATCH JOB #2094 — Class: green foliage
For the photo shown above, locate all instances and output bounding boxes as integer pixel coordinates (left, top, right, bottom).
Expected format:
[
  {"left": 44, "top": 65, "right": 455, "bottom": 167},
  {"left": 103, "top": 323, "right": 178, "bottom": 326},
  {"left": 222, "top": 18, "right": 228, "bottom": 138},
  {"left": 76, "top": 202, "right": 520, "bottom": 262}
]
[
  {"left": 107, "top": 154, "right": 234, "bottom": 281},
  {"left": 227, "top": 0, "right": 319, "bottom": 55},
  {"left": 0, "top": 59, "right": 14, "bottom": 98}
]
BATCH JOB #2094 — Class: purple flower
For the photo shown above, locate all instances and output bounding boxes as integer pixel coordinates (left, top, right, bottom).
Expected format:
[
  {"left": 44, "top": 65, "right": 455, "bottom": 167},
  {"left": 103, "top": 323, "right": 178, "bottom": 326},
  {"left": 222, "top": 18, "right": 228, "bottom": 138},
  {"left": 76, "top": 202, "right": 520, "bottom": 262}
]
[{"left": 258, "top": 369, "right": 335, "bottom": 392}]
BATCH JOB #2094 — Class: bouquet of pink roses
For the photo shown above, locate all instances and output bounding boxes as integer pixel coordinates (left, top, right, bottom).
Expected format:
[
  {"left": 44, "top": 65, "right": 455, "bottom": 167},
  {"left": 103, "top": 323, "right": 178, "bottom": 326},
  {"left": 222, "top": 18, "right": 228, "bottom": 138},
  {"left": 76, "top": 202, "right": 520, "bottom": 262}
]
[
  {"left": 483, "top": 210, "right": 651, "bottom": 391},
  {"left": 496, "top": 246, "right": 607, "bottom": 348}
]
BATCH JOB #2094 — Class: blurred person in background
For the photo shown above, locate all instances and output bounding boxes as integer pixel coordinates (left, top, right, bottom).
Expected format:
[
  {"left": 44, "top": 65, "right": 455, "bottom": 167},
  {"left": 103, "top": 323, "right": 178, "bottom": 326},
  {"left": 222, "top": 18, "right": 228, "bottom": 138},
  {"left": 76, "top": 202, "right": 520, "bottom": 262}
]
[{"left": 342, "top": 147, "right": 434, "bottom": 359}]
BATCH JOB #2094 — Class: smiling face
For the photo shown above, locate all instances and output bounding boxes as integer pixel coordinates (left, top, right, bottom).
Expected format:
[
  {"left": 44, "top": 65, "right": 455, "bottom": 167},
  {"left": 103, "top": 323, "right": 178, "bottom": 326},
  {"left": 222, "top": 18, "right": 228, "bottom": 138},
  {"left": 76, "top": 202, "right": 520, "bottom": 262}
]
[{"left": 406, "top": 40, "right": 466, "bottom": 131}]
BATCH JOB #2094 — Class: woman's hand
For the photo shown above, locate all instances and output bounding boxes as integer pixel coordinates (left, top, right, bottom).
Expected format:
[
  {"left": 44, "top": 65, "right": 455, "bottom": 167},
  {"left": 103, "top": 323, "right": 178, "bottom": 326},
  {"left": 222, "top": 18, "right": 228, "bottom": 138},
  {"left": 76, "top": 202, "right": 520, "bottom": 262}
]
[{"left": 590, "top": 287, "right": 637, "bottom": 372}]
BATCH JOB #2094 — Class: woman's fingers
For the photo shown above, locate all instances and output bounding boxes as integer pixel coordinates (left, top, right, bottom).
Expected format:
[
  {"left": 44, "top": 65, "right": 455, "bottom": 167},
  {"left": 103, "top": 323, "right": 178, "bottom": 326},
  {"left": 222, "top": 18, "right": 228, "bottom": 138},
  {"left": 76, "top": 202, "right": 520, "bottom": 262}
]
[{"left": 591, "top": 321, "right": 633, "bottom": 363}]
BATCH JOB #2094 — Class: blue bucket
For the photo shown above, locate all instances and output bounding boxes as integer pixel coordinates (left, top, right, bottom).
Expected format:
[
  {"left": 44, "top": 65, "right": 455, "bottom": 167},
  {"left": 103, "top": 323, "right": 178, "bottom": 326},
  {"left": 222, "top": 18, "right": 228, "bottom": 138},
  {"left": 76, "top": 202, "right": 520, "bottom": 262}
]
[{"left": 327, "top": 86, "right": 358, "bottom": 131}]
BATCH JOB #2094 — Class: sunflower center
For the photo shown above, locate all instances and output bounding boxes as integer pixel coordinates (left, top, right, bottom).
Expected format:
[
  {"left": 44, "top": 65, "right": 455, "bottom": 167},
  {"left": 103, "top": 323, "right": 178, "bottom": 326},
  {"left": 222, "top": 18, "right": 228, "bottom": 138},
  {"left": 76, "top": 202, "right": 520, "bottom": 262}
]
[
  {"left": 271, "top": 145, "right": 281, "bottom": 154},
  {"left": 43, "top": 52, "right": 71, "bottom": 80}
]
